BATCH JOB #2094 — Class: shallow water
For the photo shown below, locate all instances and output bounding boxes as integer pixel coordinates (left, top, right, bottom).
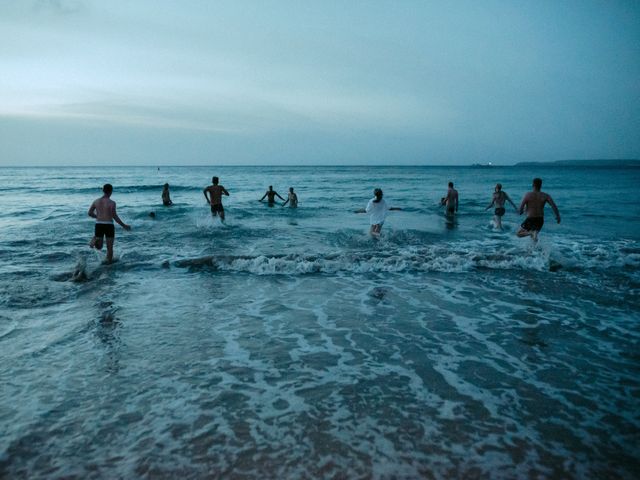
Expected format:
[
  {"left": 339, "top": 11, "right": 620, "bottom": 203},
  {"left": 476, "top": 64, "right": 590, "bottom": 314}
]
[{"left": 1, "top": 165, "right": 639, "bottom": 478}]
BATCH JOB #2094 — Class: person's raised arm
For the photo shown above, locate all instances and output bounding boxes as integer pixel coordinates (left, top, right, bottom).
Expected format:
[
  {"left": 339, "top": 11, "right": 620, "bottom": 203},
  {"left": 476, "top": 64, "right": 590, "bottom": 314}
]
[
  {"left": 222, "top": 187, "right": 229, "bottom": 196},
  {"left": 546, "top": 194, "right": 561, "bottom": 223},
  {"left": 389, "top": 207, "right": 402, "bottom": 211},
  {"left": 112, "top": 203, "right": 131, "bottom": 230},
  {"left": 259, "top": 191, "right": 267, "bottom": 202},
  {"left": 282, "top": 197, "right": 289, "bottom": 207},
  {"left": 203, "top": 187, "right": 210, "bottom": 204},
  {"left": 276, "top": 192, "right": 285, "bottom": 201},
  {"left": 88, "top": 201, "right": 97, "bottom": 218},
  {"left": 506, "top": 193, "right": 517, "bottom": 211}
]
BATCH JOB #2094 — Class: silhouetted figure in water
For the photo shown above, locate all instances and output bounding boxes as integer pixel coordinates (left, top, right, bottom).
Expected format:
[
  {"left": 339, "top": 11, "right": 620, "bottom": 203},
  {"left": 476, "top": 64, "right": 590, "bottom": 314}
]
[
  {"left": 282, "top": 187, "right": 298, "bottom": 208},
  {"left": 162, "top": 183, "right": 173, "bottom": 206},
  {"left": 355, "top": 188, "right": 401, "bottom": 237},
  {"left": 88, "top": 183, "right": 131, "bottom": 263},
  {"left": 485, "top": 183, "right": 517, "bottom": 229},
  {"left": 441, "top": 181, "right": 458, "bottom": 218},
  {"left": 260, "top": 186, "right": 285, "bottom": 206},
  {"left": 203, "top": 176, "right": 230, "bottom": 222},
  {"left": 517, "top": 177, "right": 561, "bottom": 242}
]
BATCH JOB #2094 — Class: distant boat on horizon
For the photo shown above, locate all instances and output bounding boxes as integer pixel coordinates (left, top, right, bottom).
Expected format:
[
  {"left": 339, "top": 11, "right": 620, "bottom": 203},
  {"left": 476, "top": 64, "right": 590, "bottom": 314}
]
[{"left": 470, "top": 162, "right": 494, "bottom": 168}]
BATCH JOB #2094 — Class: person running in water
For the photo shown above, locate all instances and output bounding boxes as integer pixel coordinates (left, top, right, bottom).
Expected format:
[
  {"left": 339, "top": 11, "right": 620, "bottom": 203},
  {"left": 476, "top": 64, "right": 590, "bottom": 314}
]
[
  {"left": 259, "top": 186, "right": 285, "bottom": 206},
  {"left": 162, "top": 183, "right": 173, "bottom": 206},
  {"left": 356, "top": 188, "right": 401, "bottom": 237},
  {"left": 441, "top": 182, "right": 458, "bottom": 217},
  {"left": 485, "top": 183, "right": 517, "bottom": 229},
  {"left": 203, "top": 176, "right": 230, "bottom": 221},
  {"left": 282, "top": 187, "right": 298, "bottom": 208},
  {"left": 517, "top": 177, "right": 561, "bottom": 242},
  {"left": 88, "top": 183, "right": 131, "bottom": 263}
]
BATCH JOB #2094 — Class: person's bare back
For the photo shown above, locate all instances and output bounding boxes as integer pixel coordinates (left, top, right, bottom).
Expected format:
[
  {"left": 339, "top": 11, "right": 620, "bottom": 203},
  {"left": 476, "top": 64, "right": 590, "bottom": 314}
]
[
  {"left": 88, "top": 184, "right": 131, "bottom": 263},
  {"left": 206, "top": 185, "right": 227, "bottom": 205},
  {"left": 521, "top": 191, "right": 553, "bottom": 218},
  {"left": 91, "top": 196, "right": 117, "bottom": 222},
  {"left": 442, "top": 182, "right": 458, "bottom": 215},
  {"left": 203, "top": 176, "right": 230, "bottom": 221},
  {"left": 517, "top": 178, "right": 560, "bottom": 241}
]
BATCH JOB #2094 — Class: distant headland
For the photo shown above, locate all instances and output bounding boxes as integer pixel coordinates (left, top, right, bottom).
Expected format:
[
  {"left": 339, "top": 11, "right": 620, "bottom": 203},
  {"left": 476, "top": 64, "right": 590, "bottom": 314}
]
[{"left": 513, "top": 159, "right": 640, "bottom": 167}]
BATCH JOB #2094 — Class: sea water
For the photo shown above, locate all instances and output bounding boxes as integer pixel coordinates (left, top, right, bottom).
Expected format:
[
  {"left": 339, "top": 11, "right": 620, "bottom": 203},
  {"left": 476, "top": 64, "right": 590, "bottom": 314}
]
[{"left": 1, "top": 165, "right": 638, "bottom": 478}]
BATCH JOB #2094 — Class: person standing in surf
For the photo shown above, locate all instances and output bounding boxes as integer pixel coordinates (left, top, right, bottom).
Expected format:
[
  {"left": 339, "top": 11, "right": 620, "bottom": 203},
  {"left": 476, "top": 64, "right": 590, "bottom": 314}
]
[
  {"left": 356, "top": 188, "right": 401, "bottom": 237},
  {"left": 260, "top": 186, "right": 285, "bottom": 206},
  {"left": 203, "top": 176, "right": 230, "bottom": 222},
  {"left": 88, "top": 183, "right": 131, "bottom": 263},
  {"left": 162, "top": 183, "right": 173, "bottom": 206},
  {"left": 485, "top": 183, "right": 517, "bottom": 229},
  {"left": 441, "top": 182, "right": 458, "bottom": 218},
  {"left": 282, "top": 187, "right": 298, "bottom": 208},
  {"left": 517, "top": 177, "right": 561, "bottom": 242}
]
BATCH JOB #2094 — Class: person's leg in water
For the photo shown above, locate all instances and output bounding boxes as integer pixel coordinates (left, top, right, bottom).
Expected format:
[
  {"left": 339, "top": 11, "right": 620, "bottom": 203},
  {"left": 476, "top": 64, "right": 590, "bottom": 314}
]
[
  {"left": 105, "top": 236, "right": 115, "bottom": 263},
  {"left": 211, "top": 204, "right": 225, "bottom": 222},
  {"left": 517, "top": 218, "right": 542, "bottom": 242},
  {"left": 370, "top": 223, "right": 382, "bottom": 237},
  {"left": 494, "top": 208, "right": 505, "bottom": 230},
  {"left": 90, "top": 234, "right": 103, "bottom": 250}
]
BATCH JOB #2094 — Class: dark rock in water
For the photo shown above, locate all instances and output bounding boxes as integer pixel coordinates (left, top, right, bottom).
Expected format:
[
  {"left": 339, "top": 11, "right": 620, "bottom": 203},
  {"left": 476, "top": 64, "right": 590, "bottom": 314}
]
[
  {"left": 161, "top": 260, "right": 171, "bottom": 269},
  {"left": 369, "top": 287, "right": 387, "bottom": 300},
  {"left": 174, "top": 256, "right": 215, "bottom": 268},
  {"left": 549, "top": 260, "right": 563, "bottom": 272},
  {"left": 100, "top": 309, "right": 116, "bottom": 323},
  {"left": 70, "top": 258, "right": 89, "bottom": 282},
  {"left": 71, "top": 268, "right": 88, "bottom": 282}
]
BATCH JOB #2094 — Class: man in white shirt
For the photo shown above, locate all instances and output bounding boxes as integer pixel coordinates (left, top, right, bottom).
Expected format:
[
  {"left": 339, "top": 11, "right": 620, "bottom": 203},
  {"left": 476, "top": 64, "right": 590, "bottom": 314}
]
[{"left": 357, "top": 188, "right": 401, "bottom": 237}]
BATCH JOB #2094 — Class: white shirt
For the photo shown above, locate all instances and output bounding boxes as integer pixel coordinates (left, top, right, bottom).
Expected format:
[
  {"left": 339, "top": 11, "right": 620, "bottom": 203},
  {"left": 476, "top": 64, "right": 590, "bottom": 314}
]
[{"left": 365, "top": 198, "right": 390, "bottom": 225}]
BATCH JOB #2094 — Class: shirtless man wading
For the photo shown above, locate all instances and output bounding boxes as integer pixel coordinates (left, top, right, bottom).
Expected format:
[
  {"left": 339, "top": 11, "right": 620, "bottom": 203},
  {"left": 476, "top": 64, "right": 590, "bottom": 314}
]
[
  {"left": 485, "top": 183, "right": 517, "bottom": 229},
  {"left": 260, "top": 186, "right": 285, "bottom": 206},
  {"left": 203, "top": 176, "right": 230, "bottom": 221},
  {"left": 517, "top": 177, "right": 561, "bottom": 241},
  {"left": 88, "top": 183, "right": 131, "bottom": 263},
  {"left": 442, "top": 182, "right": 459, "bottom": 217}
]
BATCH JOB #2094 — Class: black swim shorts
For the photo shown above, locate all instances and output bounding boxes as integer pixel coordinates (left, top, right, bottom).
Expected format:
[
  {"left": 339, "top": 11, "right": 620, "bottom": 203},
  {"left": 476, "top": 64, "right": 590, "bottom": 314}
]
[
  {"left": 94, "top": 223, "right": 115, "bottom": 238},
  {"left": 210, "top": 203, "right": 224, "bottom": 213},
  {"left": 521, "top": 217, "right": 544, "bottom": 232},
  {"left": 495, "top": 207, "right": 506, "bottom": 217}
]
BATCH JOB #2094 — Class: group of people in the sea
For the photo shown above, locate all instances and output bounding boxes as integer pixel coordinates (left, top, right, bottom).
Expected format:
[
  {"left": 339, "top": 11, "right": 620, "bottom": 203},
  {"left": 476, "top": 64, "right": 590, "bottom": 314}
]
[{"left": 88, "top": 176, "right": 560, "bottom": 262}]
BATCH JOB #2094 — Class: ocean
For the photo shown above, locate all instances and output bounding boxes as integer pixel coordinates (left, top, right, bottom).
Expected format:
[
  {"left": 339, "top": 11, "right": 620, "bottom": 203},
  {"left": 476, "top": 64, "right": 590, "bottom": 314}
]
[{"left": 1, "top": 165, "right": 639, "bottom": 478}]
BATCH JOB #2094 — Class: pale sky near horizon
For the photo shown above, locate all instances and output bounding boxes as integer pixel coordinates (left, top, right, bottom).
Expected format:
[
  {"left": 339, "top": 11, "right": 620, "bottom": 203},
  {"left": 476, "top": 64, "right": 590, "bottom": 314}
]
[{"left": 1, "top": 0, "right": 639, "bottom": 166}]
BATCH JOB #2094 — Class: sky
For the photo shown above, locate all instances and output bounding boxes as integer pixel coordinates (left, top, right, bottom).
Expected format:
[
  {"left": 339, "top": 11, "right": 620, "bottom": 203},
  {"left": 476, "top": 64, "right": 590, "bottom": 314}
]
[{"left": 1, "top": 0, "right": 639, "bottom": 166}]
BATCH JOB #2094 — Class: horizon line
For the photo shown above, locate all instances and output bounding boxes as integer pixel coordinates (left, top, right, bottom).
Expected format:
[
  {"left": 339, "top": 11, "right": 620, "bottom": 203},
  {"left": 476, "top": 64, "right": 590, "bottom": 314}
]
[{"left": 1, "top": 159, "right": 639, "bottom": 169}]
